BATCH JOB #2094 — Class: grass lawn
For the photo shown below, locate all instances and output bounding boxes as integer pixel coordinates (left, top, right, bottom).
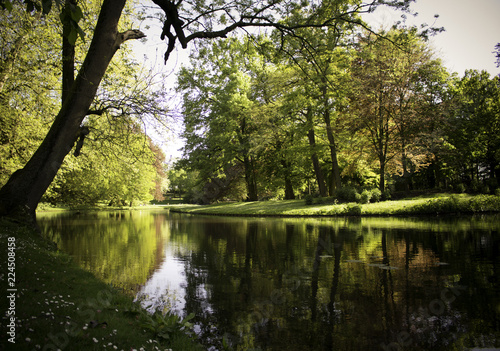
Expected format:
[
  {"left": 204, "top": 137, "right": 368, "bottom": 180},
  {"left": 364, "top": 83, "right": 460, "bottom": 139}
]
[
  {"left": 0, "top": 220, "right": 203, "bottom": 351},
  {"left": 168, "top": 193, "right": 500, "bottom": 217}
]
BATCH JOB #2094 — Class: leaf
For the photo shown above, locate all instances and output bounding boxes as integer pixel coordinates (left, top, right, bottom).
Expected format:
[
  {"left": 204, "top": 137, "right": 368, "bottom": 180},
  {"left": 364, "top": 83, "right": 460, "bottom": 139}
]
[
  {"left": 42, "top": 0, "right": 52, "bottom": 14},
  {"left": 0, "top": 0, "right": 13, "bottom": 11},
  {"left": 67, "top": 28, "right": 77, "bottom": 46},
  {"left": 158, "top": 331, "right": 172, "bottom": 340},
  {"left": 69, "top": 3, "right": 83, "bottom": 22},
  {"left": 183, "top": 312, "right": 195, "bottom": 322}
]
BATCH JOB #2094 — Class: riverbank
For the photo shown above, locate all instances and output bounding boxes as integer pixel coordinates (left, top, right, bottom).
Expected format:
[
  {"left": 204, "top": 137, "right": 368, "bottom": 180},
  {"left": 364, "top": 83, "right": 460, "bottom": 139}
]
[
  {"left": 0, "top": 220, "right": 203, "bottom": 351},
  {"left": 167, "top": 193, "right": 500, "bottom": 217}
]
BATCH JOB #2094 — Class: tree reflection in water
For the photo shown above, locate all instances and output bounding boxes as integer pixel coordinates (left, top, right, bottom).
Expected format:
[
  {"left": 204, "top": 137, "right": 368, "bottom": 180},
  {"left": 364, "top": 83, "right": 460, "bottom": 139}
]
[{"left": 39, "top": 212, "right": 500, "bottom": 350}]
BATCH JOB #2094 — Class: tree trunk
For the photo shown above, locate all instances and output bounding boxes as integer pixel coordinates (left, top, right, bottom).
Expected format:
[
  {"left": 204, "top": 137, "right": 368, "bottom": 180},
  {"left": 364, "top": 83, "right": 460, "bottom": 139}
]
[
  {"left": 321, "top": 85, "right": 341, "bottom": 195},
  {"left": 243, "top": 154, "right": 258, "bottom": 201},
  {"left": 0, "top": 0, "right": 144, "bottom": 226},
  {"left": 281, "top": 159, "right": 295, "bottom": 200},
  {"left": 306, "top": 108, "right": 328, "bottom": 197},
  {"left": 62, "top": 0, "right": 77, "bottom": 106},
  {"left": 323, "top": 109, "right": 342, "bottom": 195},
  {"left": 379, "top": 155, "right": 386, "bottom": 194}
]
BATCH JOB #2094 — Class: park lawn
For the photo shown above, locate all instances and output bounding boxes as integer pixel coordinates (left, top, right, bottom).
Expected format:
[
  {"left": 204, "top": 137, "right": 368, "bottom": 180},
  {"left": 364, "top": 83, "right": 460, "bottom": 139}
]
[
  {"left": 168, "top": 193, "right": 500, "bottom": 217},
  {"left": 0, "top": 220, "right": 203, "bottom": 351}
]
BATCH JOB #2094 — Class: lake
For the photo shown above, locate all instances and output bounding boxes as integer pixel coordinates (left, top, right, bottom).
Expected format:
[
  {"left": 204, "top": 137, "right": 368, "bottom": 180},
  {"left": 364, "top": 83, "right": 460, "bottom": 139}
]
[{"left": 38, "top": 209, "right": 500, "bottom": 350}]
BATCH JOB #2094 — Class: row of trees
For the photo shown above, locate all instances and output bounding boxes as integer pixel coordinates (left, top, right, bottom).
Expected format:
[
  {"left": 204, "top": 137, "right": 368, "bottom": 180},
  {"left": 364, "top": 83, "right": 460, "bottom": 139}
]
[
  {"left": 0, "top": 0, "right": 497, "bottom": 223},
  {"left": 1, "top": 0, "right": 427, "bottom": 225},
  {"left": 174, "top": 27, "right": 500, "bottom": 203},
  {"left": 0, "top": 0, "right": 169, "bottom": 207}
]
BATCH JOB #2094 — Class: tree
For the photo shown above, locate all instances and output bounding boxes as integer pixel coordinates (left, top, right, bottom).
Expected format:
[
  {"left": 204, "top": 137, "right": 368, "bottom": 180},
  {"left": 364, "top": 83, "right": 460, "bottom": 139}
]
[
  {"left": 0, "top": 3, "right": 60, "bottom": 185},
  {"left": 0, "top": 0, "right": 168, "bottom": 208},
  {"left": 0, "top": 0, "right": 415, "bottom": 225},
  {"left": 0, "top": 0, "right": 145, "bottom": 225},
  {"left": 494, "top": 43, "right": 500, "bottom": 69},
  {"left": 177, "top": 37, "right": 266, "bottom": 201},
  {"left": 44, "top": 115, "right": 163, "bottom": 206},
  {"left": 445, "top": 70, "right": 500, "bottom": 189},
  {"left": 275, "top": 2, "right": 357, "bottom": 195},
  {"left": 350, "top": 28, "right": 447, "bottom": 193}
]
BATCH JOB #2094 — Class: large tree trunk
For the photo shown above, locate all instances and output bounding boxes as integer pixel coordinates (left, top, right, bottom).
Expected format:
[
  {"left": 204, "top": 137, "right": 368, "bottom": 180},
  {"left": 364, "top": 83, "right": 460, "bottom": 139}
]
[
  {"left": 379, "top": 154, "right": 386, "bottom": 194},
  {"left": 321, "top": 85, "right": 341, "bottom": 195},
  {"left": 243, "top": 154, "right": 258, "bottom": 201},
  {"left": 308, "top": 128, "right": 328, "bottom": 197},
  {"left": 62, "top": 0, "right": 77, "bottom": 106},
  {"left": 0, "top": 0, "right": 144, "bottom": 226},
  {"left": 306, "top": 108, "right": 328, "bottom": 197},
  {"left": 281, "top": 159, "right": 295, "bottom": 200}
]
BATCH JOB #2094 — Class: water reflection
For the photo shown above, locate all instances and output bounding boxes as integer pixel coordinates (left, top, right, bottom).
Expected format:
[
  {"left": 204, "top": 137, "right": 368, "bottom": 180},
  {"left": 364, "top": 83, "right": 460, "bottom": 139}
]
[{"left": 38, "top": 211, "right": 500, "bottom": 350}]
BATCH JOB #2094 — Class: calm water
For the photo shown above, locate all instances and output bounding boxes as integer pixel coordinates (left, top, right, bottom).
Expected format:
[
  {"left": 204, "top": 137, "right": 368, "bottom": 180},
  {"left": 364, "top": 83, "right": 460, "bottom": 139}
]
[{"left": 38, "top": 210, "right": 500, "bottom": 350}]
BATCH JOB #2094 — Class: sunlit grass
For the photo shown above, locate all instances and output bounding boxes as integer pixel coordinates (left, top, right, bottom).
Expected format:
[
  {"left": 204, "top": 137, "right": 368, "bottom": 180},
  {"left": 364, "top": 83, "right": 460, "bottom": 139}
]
[{"left": 168, "top": 194, "right": 500, "bottom": 217}]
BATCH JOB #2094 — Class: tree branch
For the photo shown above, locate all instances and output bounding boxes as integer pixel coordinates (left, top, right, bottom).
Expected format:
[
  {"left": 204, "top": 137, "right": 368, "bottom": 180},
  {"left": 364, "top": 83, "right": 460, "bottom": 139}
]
[{"left": 114, "top": 29, "right": 146, "bottom": 48}]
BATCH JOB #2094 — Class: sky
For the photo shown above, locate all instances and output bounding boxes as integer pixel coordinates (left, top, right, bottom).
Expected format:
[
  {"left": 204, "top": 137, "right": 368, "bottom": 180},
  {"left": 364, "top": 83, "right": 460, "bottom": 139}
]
[
  {"left": 362, "top": 0, "right": 500, "bottom": 76},
  {"left": 133, "top": 0, "right": 500, "bottom": 159}
]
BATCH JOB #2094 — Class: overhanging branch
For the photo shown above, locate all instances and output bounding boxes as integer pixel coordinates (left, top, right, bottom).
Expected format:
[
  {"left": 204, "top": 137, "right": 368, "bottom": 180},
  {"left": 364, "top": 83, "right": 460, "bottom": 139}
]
[{"left": 114, "top": 29, "right": 146, "bottom": 48}]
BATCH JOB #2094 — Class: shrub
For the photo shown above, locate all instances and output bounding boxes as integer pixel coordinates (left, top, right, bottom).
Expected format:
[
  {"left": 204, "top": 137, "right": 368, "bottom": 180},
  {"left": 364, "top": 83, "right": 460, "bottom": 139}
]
[
  {"left": 304, "top": 194, "right": 314, "bottom": 205},
  {"left": 382, "top": 189, "right": 392, "bottom": 201},
  {"left": 343, "top": 203, "right": 362, "bottom": 215},
  {"left": 316, "top": 197, "right": 327, "bottom": 204},
  {"left": 469, "top": 195, "right": 500, "bottom": 212},
  {"left": 454, "top": 183, "right": 466, "bottom": 194},
  {"left": 403, "top": 195, "right": 500, "bottom": 215},
  {"left": 480, "top": 185, "right": 490, "bottom": 195},
  {"left": 335, "top": 186, "right": 359, "bottom": 203},
  {"left": 360, "top": 189, "right": 371, "bottom": 204},
  {"left": 370, "top": 188, "right": 382, "bottom": 202}
]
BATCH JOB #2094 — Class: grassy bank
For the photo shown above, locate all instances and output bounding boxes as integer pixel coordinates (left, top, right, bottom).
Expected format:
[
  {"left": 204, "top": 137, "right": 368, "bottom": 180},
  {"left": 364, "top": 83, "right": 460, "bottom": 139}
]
[
  {"left": 0, "top": 221, "right": 203, "bottom": 351},
  {"left": 37, "top": 203, "right": 169, "bottom": 213},
  {"left": 168, "top": 194, "right": 500, "bottom": 217}
]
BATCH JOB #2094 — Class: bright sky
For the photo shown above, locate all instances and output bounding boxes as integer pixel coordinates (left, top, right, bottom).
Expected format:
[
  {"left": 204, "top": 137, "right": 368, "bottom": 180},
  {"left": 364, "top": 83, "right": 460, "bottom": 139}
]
[{"left": 363, "top": 0, "right": 500, "bottom": 76}]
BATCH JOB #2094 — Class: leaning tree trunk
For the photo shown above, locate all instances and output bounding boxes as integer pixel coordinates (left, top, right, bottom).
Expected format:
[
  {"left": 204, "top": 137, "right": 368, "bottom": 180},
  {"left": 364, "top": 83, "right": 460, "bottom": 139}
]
[{"left": 0, "top": 0, "right": 144, "bottom": 226}]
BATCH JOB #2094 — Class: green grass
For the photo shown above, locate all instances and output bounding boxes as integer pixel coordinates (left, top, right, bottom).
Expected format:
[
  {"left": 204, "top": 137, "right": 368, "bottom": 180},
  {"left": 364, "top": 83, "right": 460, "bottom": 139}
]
[
  {"left": 168, "top": 194, "right": 500, "bottom": 217},
  {"left": 0, "top": 220, "right": 203, "bottom": 351},
  {"left": 37, "top": 202, "right": 169, "bottom": 212}
]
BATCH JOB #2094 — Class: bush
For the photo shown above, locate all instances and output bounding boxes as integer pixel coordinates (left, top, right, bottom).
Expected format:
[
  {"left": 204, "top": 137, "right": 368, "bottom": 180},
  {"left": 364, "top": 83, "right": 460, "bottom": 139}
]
[
  {"left": 382, "top": 189, "right": 392, "bottom": 201},
  {"left": 304, "top": 194, "right": 314, "bottom": 206},
  {"left": 481, "top": 185, "right": 491, "bottom": 195},
  {"left": 400, "top": 195, "right": 500, "bottom": 215},
  {"left": 343, "top": 203, "right": 362, "bottom": 216},
  {"left": 316, "top": 197, "right": 327, "bottom": 204},
  {"left": 360, "top": 189, "right": 371, "bottom": 204},
  {"left": 455, "top": 183, "right": 466, "bottom": 194},
  {"left": 335, "top": 186, "right": 359, "bottom": 203},
  {"left": 370, "top": 188, "right": 382, "bottom": 202}
]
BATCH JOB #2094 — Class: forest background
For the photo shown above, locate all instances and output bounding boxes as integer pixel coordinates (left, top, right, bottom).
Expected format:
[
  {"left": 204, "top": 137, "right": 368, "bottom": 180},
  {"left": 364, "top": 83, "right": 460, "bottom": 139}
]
[{"left": 0, "top": 0, "right": 499, "bottom": 209}]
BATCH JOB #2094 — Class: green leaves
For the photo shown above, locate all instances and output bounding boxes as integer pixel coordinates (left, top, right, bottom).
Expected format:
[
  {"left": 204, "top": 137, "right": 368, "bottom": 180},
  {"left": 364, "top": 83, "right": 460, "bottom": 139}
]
[
  {"left": 140, "top": 310, "right": 195, "bottom": 341},
  {"left": 0, "top": 0, "right": 13, "bottom": 11},
  {"left": 1, "top": 0, "right": 86, "bottom": 45},
  {"left": 60, "top": 1, "right": 86, "bottom": 45},
  {"left": 41, "top": 0, "right": 53, "bottom": 14}
]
